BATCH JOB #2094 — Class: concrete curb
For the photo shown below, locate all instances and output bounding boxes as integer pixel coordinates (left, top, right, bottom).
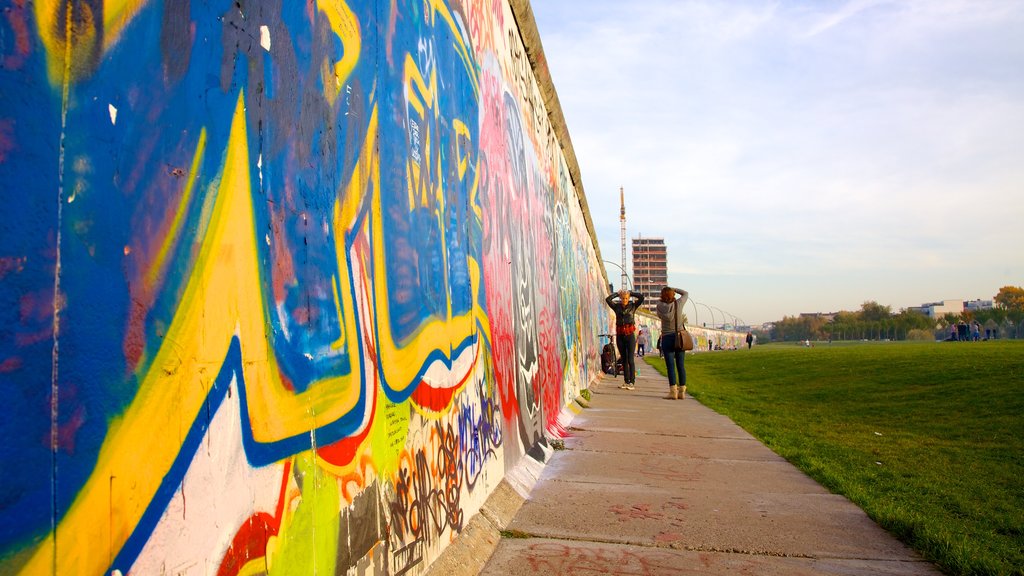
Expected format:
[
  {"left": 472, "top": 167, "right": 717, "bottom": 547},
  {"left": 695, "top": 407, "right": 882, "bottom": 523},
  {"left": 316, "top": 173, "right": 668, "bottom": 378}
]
[{"left": 423, "top": 480, "right": 526, "bottom": 576}]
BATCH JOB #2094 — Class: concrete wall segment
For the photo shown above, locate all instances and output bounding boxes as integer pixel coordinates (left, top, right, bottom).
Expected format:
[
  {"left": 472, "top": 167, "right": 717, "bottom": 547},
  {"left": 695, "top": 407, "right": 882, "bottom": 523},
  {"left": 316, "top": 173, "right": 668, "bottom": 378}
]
[
  {"left": 0, "top": 1, "right": 609, "bottom": 574},
  {"left": 507, "top": 0, "right": 606, "bottom": 288}
]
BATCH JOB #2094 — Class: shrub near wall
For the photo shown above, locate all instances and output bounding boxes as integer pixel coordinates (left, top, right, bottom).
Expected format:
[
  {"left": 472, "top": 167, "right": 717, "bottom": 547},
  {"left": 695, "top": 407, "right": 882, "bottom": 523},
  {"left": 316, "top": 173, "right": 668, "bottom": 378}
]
[{"left": 0, "top": 1, "right": 607, "bottom": 574}]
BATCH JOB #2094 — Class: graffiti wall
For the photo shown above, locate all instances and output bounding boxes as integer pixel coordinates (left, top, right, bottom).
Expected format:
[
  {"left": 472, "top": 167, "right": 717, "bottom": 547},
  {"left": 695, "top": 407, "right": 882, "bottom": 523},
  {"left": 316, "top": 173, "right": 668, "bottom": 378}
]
[
  {"left": 635, "top": 312, "right": 746, "bottom": 354},
  {"left": 0, "top": 1, "right": 608, "bottom": 574}
]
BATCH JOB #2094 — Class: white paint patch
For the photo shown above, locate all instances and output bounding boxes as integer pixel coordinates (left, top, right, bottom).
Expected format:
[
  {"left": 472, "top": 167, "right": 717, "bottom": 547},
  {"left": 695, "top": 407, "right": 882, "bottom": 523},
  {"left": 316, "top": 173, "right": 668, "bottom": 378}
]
[
  {"left": 260, "top": 25, "right": 271, "bottom": 52},
  {"left": 420, "top": 340, "right": 476, "bottom": 388},
  {"left": 257, "top": 153, "right": 263, "bottom": 189},
  {"left": 108, "top": 104, "right": 117, "bottom": 125},
  {"left": 505, "top": 451, "right": 547, "bottom": 499},
  {"left": 130, "top": 376, "right": 284, "bottom": 574}
]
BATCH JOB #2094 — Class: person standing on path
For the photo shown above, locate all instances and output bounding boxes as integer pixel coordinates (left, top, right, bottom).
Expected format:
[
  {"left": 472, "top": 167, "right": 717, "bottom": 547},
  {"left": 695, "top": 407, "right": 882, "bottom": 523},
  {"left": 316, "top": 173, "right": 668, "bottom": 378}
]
[
  {"left": 657, "top": 286, "right": 689, "bottom": 399},
  {"left": 746, "top": 331, "right": 754, "bottom": 349},
  {"left": 605, "top": 289, "right": 644, "bottom": 390}
]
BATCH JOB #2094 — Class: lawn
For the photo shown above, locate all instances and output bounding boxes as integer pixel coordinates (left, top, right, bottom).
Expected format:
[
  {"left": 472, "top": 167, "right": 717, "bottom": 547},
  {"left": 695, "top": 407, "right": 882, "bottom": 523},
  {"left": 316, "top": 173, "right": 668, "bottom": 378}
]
[{"left": 645, "top": 341, "right": 1024, "bottom": 576}]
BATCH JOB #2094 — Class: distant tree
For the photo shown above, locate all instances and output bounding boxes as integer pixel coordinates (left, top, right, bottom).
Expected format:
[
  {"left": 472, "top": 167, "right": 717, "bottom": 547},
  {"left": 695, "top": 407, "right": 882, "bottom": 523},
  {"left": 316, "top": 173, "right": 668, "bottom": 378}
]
[
  {"left": 938, "top": 312, "right": 961, "bottom": 332},
  {"left": 995, "top": 287, "right": 1024, "bottom": 333},
  {"left": 771, "top": 315, "right": 829, "bottom": 342},
  {"left": 906, "top": 328, "right": 933, "bottom": 341},
  {"left": 994, "top": 286, "right": 1024, "bottom": 312},
  {"left": 894, "top": 309, "right": 934, "bottom": 340},
  {"left": 829, "top": 311, "right": 860, "bottom": 340},
  {"left": 859, "top": 301, "right": 893, "bottom": 323}
]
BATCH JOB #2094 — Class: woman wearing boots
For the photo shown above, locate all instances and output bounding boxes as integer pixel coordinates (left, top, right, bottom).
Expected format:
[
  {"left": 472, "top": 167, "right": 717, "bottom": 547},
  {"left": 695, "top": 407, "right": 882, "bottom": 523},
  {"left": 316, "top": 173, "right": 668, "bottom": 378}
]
[{"left": 657, "top": 286, "right": 689, "bottom": 399}]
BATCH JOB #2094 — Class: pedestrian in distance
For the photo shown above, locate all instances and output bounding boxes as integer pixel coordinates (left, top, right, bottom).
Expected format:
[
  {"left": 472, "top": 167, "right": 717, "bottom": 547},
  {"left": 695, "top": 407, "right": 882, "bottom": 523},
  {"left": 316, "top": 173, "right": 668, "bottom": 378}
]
[
  {"left": 746, "top": 331, "right": 753, "bottom": 349},
  {"left": 605, "top": 289, "right": 644, "bottom": 390},
  {"left": 657, "top": 286, "right": 689, "bottom": 399},
  {"left": 637, "top": 329, "right": 646, "bottom": 357}
]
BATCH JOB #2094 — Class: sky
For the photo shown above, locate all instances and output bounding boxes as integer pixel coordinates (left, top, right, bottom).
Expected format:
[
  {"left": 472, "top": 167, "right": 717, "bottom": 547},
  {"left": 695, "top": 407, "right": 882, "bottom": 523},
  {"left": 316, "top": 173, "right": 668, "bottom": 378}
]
[{"left": 529, "top": 0, "right": 1024, "bottom": 326}]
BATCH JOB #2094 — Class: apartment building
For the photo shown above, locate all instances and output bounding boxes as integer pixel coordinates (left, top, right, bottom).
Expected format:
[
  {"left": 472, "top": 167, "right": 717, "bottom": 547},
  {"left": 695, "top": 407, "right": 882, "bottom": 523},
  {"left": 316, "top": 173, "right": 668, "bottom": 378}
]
[{"left": 631, "top": 236, "right": 667, "bottom": 312}]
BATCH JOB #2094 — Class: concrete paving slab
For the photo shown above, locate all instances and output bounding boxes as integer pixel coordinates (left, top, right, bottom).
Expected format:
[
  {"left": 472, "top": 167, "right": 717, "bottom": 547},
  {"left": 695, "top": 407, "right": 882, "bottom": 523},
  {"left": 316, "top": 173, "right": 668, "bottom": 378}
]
[
  {"left": 476, "top": 369, "right": 942, "bottom": 575},
  {"left": 562, "top": 429, "right": 787, "bottom": 462},
  {"left": 507, "top": 481, "right": 916, "bottom": 560},
  {"left": 482, "top": 538, "right": 941, "bottom": 576},
  {"left": 539, "top": 450, "right": 829, "bottom": 494}
]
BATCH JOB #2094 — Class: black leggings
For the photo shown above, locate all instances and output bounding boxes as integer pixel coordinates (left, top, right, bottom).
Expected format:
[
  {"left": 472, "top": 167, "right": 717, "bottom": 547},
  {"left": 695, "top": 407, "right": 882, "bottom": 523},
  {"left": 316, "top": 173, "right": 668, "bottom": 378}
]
[{"left": 616, "top": 333, "right": 637, "bottom": 383}]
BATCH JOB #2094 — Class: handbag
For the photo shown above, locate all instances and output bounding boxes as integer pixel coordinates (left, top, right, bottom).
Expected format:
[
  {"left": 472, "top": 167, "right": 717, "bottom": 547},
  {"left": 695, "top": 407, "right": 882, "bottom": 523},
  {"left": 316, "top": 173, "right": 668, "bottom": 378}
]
[{"left": 674, "top": 301, "right": 694, "bottom": 351}]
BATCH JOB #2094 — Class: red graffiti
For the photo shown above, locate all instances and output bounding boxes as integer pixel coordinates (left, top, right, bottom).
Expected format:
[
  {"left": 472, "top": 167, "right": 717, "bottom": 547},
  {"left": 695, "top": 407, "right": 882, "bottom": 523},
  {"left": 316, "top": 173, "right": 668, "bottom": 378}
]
[
  {"left": 609, "top": 503, "right": 664, "bottom": 522},
  {"left": 523, "top": 542, "right": 693, "bottom": 576},
  {"left": 216, "top": 461, "right": 291, "bottom": 576}
]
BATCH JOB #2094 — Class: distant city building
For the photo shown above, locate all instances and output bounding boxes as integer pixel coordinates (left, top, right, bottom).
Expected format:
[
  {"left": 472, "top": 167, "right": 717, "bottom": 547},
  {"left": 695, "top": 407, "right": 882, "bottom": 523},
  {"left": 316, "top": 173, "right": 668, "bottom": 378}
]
[
  {"left": 631, "top": 236, "right": 667, "bottom": 311},
  {"left": 907, "top": 300, "right": 964, "bottom": 318},
  {"left": 800, "top": 312, "right": 838, "bottom": 322},
  {"left": 965, "top": 299, "right": 994, "bottom": 312}
]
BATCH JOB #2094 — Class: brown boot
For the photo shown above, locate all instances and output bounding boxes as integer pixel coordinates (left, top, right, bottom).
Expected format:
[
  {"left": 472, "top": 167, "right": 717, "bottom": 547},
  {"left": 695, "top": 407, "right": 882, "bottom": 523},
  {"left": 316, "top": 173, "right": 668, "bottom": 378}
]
[
  {"left": 664, "top": 385, "right": 679, "bottom": 400},
  {"left": 679, "top": 385, "right": 687, "bottom": 400}
]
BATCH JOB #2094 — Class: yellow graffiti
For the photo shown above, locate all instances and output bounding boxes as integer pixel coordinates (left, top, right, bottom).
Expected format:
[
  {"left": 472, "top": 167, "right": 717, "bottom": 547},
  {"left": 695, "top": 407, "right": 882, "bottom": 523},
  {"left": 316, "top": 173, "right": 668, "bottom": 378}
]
[
  {"left": 18, "top": 91, "right": 372, "bottom": 574},
  {"left": 453, "top": 118, "right": 471, "bottom": 180},
  {"left": 146, "top": 128, "right": 208, "bottom": 291},
  {"left": 374, "top": 56, "right": 486, "bottom": 401},
  {"left": 404, "top": 53, "right": 439, "bottom": 212},
  {"left": 35, "top": 0, "right": 149, "bottom": 84},
  {"left": 316, "top": 0, "right": 361, "bottom": 104},
  {"left": 266, "top": 454, "right": 340, "bottom": 575}
]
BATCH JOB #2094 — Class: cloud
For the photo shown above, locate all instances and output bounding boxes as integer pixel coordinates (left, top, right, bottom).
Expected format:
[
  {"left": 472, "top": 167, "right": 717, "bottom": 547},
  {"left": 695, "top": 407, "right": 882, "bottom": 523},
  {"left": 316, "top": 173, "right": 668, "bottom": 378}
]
[
  {"left": 800, "top": 0, "right": 889, "bottom": 38},
  {"left": 533, "top": 0, "right": 1024, "bottom": 323}
]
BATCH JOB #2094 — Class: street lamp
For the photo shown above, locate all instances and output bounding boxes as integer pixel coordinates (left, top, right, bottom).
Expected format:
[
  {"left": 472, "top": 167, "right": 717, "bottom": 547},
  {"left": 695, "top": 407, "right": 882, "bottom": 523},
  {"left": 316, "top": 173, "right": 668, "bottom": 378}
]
[
  {"left": 693, "top": 300, "right": 715, "bottom": 329},
  {"left": 687, "top": 299, "right": 699, "bottom": 327},
  {"left": 712, "top": 306, "right": 736, "bottom": 330},
  {"left": 602, "top": 260, "right": 633, "bottom": 290}
]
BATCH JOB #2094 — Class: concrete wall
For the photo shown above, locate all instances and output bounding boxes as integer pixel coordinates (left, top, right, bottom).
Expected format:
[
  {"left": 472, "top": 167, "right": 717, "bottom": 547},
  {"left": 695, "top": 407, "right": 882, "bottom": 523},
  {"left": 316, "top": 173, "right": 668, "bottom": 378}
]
[
  {"left": 636, "top": 312, "right": 747, "bottom": 354},
  {"left": 0, "top": 1, "right": 608, "bottom": 574}
]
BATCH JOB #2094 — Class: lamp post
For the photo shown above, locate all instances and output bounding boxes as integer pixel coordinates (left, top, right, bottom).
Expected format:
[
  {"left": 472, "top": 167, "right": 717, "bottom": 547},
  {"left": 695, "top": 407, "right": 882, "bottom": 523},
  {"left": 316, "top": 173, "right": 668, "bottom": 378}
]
[
  {"left": 693, "top": 300, "right": 715, "bottom": 329},
  {"left": 712, "top": 306, "right": 736, "bottom": 331},
  {"left": 710, "top": 305, "right": 727, "bottom": 330},
  {"left": 602, "top": 260, "right": 633, "bottom": 290}
]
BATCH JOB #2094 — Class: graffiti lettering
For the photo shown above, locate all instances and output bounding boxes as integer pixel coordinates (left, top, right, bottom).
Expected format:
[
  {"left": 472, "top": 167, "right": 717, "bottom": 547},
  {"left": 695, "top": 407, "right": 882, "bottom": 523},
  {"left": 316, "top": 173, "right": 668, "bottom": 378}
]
[{"left": 0, "top": 0, "right": 609, "bottom": 574}]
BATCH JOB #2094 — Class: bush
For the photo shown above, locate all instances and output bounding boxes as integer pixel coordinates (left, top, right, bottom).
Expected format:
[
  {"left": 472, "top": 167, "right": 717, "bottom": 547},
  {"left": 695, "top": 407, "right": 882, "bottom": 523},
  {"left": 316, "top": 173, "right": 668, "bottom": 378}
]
[{"left": 907, "top": 329, "right": 934, "bottom": 341}]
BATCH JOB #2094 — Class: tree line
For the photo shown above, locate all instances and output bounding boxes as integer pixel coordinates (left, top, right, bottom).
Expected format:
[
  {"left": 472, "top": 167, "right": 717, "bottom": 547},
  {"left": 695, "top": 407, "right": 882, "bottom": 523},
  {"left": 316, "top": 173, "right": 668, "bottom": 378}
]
[{"left": 763, "top": 286, "right": 1024, "bottom": 342}]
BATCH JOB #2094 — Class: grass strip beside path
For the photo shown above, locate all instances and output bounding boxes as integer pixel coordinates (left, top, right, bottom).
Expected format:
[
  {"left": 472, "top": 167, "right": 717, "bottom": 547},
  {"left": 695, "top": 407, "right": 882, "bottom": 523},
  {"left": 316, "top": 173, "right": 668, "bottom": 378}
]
[{"left": 645, "top": 341, "right": 1024, "bottom": 576}]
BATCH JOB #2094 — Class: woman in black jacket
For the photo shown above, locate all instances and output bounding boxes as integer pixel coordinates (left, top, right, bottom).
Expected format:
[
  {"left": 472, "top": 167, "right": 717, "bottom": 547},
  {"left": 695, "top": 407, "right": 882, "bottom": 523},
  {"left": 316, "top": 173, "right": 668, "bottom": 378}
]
[{"left": 605, "top": 289, "right": 644, "bottom": 389}]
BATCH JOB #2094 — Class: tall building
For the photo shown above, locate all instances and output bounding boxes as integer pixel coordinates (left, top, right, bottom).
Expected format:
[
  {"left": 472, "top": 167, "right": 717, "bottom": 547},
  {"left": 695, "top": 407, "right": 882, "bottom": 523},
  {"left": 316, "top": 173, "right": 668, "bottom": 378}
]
[{"left": 632, "top": 237, "right": 667, "bottom": 311}]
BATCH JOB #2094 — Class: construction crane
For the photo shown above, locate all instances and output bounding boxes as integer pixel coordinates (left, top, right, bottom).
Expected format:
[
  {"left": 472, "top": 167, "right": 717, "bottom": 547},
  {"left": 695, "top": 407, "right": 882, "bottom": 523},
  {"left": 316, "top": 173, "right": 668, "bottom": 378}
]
[{"left": 619, "top": 186, "right": 627, "bottom": 291}]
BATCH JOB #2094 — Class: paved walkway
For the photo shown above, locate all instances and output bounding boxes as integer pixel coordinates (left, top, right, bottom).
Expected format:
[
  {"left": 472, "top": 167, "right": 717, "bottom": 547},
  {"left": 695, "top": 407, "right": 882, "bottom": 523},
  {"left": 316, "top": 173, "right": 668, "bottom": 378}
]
[{"left": 480, "top": 362, "right": 942, "bottom": 575}]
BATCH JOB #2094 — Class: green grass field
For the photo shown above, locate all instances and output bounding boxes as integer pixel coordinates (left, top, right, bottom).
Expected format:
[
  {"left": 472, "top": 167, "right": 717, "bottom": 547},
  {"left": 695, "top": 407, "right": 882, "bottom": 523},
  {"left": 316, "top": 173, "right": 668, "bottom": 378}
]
[{"left": 645, "top": 341, "right": 1024, "bottom": 576}]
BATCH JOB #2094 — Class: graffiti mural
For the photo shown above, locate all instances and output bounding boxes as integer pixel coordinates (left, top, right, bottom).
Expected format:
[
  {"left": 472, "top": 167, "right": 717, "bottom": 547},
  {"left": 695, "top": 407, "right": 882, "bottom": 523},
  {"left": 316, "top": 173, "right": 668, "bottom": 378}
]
[{"left": 0, "top": 0, "right": 607, "bottom": 574}]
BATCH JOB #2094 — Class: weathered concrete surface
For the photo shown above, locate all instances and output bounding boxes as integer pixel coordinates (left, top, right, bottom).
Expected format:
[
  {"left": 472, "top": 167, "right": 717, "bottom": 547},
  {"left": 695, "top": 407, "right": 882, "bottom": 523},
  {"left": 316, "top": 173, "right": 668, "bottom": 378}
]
[
  {"left": 481, "top": 367, "right": 942, "bottom": 575},
  {"left": 483, "top": 538, "right": 940, "bottom": 576},
  {"left": 424, "top": 481, "right": 526, "bottom": 576}
]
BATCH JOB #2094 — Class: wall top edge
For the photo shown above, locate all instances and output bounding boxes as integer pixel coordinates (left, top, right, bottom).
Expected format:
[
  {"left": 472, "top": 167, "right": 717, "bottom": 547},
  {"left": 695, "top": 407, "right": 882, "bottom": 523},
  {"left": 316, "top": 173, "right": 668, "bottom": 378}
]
[{"left": 506, "top": 0, "right": 609, "bottom": 290}]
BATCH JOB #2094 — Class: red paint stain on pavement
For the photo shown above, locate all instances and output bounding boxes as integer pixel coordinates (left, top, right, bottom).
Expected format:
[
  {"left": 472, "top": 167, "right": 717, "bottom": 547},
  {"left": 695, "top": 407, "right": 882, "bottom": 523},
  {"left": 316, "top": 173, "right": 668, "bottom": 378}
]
[
  {"left": 655, "top": 531, "right": 684, "bottom": 543},
  {"left": 609, "top": 503, "right": 664, "bottom": 521}
]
